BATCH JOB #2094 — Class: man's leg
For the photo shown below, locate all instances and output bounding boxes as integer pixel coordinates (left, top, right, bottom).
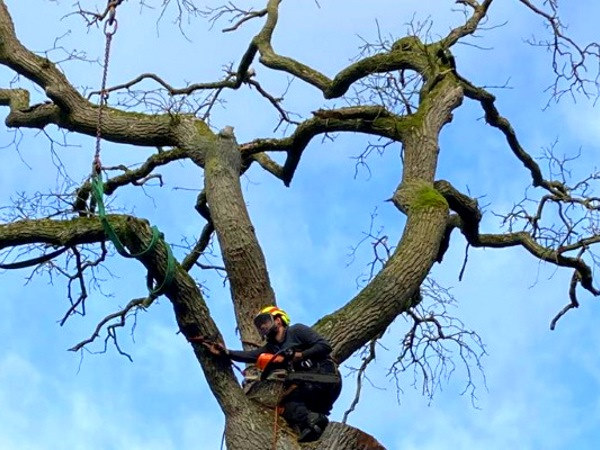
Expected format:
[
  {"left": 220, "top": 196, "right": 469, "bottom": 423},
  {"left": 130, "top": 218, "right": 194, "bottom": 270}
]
[
  {"left": 281, "top": 382, "right": 329, "bottom": 443},
  {"left": 307, "top": 377, "right": 342, "bottom": 416},
  {"left": 281, "top": 400, "right": 310, "bottom": 430},
  {"left": 280, "top": 384, "right": 311, "bottom": 430}
]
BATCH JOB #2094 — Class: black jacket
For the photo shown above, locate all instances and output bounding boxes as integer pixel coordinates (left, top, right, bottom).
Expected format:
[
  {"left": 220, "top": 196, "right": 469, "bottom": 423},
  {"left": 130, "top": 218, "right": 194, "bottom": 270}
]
[{"left": 228, "top": 323, "right": 332, "bottom": 368}]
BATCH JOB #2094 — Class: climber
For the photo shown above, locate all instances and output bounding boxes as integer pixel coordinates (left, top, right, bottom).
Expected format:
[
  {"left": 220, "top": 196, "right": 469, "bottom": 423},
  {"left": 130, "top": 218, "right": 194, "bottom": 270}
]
[{"left": 202, "top": 306, "right": 342, "bottom": 443}]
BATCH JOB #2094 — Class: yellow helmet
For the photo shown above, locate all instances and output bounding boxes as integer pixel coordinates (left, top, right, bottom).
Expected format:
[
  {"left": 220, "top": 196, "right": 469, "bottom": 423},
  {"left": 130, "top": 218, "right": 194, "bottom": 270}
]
[
  {"left": 259, "top": 306, "right": 291, "bottom": 326},
  {"left": 254, "top": 306, "right": 291, "bottom": 337}
]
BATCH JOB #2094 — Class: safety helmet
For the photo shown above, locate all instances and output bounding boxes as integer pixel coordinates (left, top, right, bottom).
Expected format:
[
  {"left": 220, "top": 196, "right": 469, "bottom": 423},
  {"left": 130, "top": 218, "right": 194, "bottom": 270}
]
[{"left": 253, "top": 306, "right": 291, "bottom": 338}]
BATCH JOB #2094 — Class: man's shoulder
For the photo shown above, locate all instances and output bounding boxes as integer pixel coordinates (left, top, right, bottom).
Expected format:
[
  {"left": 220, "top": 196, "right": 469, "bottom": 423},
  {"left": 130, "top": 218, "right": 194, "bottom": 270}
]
[
  {"left": 288, "top": 323, "right": 311, "bottom": 333},
  {"left": 288, "top": 323, "right": 322, "bottom": 339}
]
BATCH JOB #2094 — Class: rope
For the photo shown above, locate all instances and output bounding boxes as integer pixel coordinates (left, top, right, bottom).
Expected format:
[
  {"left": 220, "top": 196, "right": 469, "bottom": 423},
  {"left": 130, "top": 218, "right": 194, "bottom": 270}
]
[
  {"left": 146, "top": 234, "right": 176, "bottom": 297},
  {"left": 272, "top": 402, "right": 280, "bottom": 450},
  {"left": 271, "top": 383, "right": 297, "bottom": 450},
  {"left": 89, "top": 2, "right": 176, "bottom": 299},
  {"left": 91, "top": 177, "right": 160, "bottom": 259},
  {"left": 271, "top": 382, "right": 285, "bottom": 450},
  {"left": 93, "top": 5, "right": 117, "bottom": 177}
]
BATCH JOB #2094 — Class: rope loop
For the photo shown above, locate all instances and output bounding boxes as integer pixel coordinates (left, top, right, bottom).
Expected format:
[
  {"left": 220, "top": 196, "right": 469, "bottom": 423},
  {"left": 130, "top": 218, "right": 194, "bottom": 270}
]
[
  {"left": 91, "top": 175, "right": 177, "bottom": 298},
  {"left": 91, "top": 175, "right": 159, "bottom": 259}
]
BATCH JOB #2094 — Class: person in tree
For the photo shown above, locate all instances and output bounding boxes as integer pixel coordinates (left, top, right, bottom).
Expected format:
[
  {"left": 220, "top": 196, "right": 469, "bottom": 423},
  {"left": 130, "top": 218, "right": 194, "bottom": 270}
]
[{"left": 202, "top": 306, "right": 342, "bottom": 443}]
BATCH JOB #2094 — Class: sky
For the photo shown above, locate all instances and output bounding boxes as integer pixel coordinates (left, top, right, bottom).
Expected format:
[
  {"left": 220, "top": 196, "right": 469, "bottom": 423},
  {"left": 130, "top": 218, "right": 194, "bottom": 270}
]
[{"left": 1, "top": 1, "right": 600, "bottom": 449}]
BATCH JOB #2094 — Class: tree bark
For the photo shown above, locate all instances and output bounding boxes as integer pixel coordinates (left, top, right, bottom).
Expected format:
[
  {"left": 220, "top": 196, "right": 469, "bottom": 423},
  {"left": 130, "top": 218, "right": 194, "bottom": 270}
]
[{"left": 204, "top": 133, "right": 277, "bottom": 346}]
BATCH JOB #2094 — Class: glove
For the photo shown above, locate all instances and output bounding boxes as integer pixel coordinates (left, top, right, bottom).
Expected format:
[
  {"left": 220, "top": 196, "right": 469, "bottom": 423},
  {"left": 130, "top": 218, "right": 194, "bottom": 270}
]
[
  {"left": 281, "top": 348, "right": 295, "bottom": 360},
  {"left": 191, "top": 339, "right": 229, "bottom": 357}
]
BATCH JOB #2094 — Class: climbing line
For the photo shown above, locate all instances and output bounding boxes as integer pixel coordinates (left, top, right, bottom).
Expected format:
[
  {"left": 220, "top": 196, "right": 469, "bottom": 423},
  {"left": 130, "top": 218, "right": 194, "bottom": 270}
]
[{"left": 90, "top": 1, "right": 176, "bottom": 299}]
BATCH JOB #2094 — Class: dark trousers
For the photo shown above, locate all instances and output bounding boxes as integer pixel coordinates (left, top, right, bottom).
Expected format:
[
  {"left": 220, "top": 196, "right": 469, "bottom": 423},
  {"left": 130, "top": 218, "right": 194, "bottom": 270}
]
[{"left": 280, "top": 366, "right": 342, "bottom": 428}]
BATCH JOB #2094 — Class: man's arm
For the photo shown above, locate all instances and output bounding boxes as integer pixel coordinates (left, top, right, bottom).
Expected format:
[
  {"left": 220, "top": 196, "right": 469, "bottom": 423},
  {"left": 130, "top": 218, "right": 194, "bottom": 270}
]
[
  {"left": 228, "top": 348, "right": 264, "bottom": 363},
  {"left": 293, "top": 324, "right": 332, "bottom": 360},
  {"left": 190, "top": 337, "right": 266, "bottom": 363}
]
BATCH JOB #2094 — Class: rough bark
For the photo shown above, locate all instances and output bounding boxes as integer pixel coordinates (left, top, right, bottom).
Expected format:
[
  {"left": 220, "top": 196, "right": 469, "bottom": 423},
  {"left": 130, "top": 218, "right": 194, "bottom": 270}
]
[
  {"left": 225, "top": 385, "right": 386, "bottom": 450},
  {"left": 204, "top": 132, "right": 276, "bottom": 346}
]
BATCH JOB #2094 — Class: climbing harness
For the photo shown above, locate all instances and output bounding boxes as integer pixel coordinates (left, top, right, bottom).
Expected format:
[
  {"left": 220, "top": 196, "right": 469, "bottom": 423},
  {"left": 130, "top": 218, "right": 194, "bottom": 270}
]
[{"left": 91, "top": 1, "right": 175, "bottom": 300}]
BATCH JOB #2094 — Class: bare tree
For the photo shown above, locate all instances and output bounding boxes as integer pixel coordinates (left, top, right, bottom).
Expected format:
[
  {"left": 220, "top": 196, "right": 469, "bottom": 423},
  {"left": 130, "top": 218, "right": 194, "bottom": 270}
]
[{"left": 1, "top": 1, "right": 599, "bottom": 448}]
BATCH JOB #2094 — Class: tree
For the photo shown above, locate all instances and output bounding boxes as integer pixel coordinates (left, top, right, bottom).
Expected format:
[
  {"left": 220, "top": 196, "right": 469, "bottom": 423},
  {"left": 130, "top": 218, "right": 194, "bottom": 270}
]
[{"left": 1, "top": 1, "right": 599, "bottom": 448}]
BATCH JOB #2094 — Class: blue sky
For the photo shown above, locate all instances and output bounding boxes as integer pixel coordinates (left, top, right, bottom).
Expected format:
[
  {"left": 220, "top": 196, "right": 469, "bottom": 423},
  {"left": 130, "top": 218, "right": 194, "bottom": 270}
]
[{"left": 1, "top": 1, "right": 600, "bottom": 449}]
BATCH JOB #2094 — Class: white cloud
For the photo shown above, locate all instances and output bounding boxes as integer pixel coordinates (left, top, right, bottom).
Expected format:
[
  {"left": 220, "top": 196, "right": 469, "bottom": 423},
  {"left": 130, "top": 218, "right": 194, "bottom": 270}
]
[{"left": 0, "top": 351, "right": 224, "bottom": 450}]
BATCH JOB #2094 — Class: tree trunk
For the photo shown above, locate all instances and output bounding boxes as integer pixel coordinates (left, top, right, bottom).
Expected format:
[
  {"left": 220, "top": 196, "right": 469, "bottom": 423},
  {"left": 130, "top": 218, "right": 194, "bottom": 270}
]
[
  {"left": 225, "top": 385, "right": 386, "bottom": 450},
  {"left": 204, "top": 133, "right": 276, "bottom": 346}
]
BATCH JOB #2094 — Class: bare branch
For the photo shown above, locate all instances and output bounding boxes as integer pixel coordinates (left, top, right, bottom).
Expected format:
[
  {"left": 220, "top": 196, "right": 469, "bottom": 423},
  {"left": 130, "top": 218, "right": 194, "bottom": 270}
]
[
  {"left": 247, "top": 1, "right": 431, "bottom": 98},
  {"left": 550, "top": 270, "right": 580, "bottom": 330},
  {"left": 87, "top": 72, "right": 239, "bottom": 99},
  {"left": 460, "top": 79, "right": 568, "bottom": 196},
  {"left": 441, "top": 0, "right": 494, "bottom": 48},
  {"left": 0, "top": 245, "right": 68, "bottom": 269},
  {"left": 390, "top": 278, "right": 487, "bottom": 404},
  {"left": 69, "top": 295, "right": 148, "bottom": 353},
  {"left": 436, "top": 176, "right": 600, "bottom": 328},
  {"left": 181, "top": 191, "right": 215, "bottom": 272},
  {"left": 240, "top": 106, "right": 407, "bottom": 185},
  {"left": 74, "top": 147, "right": 189, "bottom": 215},
  {"left": 342, "top": 337, "right": 380, "bottom": 423},
  {"left": 200, "top": 3, "right": 267, "bottom": 33},
  {"left": 56, "top": 244, "right": 108, "bottom": 325},
  {"left": 518, "top": 0, "right": 600, "bottom": 102}
]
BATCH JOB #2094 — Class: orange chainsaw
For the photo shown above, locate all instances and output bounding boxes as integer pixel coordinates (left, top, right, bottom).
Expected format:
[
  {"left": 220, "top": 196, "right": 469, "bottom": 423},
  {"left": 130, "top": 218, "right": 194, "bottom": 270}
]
[{"left": 256, "top": 348, "right": 295, "bottom": 379}]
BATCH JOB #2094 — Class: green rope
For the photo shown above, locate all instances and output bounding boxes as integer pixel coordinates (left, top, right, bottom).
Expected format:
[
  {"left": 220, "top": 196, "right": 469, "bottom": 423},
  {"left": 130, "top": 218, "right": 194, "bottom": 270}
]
[
  {"left": 147, "top": 238, "right": 176, "bottom": 298},
  {"left": 91, "top": 174, "right": 176, "bottom": 298}
]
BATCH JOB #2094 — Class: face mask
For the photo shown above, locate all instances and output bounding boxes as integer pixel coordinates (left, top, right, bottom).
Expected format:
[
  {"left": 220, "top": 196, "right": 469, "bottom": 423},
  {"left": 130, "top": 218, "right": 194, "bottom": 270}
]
[
  {"left": 265, "top": 324, "right": 279, "bottom": 339},
  {"left": 254, "top": 313, "right": 276, "bottom": 338}
]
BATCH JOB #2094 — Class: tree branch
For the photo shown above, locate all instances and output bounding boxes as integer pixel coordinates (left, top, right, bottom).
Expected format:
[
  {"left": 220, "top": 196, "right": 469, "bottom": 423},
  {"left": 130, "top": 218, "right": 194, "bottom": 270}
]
[
  {"left": 181, "top": 191, "right": 215, "bottom": 271},
  {"left": 248, "top": 0, "right": 430, "bottom": 99},
  {"left": 0, "top": 2, "right": 218, "bottom": 151},
  {"left": 518, "top": 0, "right": 600, "bottom": 101},
  {"left": 441, "top": 0, "right": 494, "bottom": 48},
  {"left": 74, "top": 147, "right": 190, "bottom": 214},
  {"left": 240, "top": 106, "right": 408, "bottom": 185},
  {"left": 436, "top": 179, "right": 600, "bottom": 328},
  {"left": 460, "top": 79, "right": 568, "bottom": 196}
]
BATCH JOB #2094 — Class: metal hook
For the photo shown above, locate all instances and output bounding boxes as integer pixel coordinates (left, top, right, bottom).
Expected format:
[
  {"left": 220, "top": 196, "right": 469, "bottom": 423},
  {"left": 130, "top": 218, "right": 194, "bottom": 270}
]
[{"left": 104, "top": 17, "right": 118, "bottom": 36}]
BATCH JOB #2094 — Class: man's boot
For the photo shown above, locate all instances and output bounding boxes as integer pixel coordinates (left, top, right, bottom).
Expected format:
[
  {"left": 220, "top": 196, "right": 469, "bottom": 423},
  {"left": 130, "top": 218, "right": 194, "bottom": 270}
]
[{"left": 297, "top": 412, "right": 329, "bottom": 443}]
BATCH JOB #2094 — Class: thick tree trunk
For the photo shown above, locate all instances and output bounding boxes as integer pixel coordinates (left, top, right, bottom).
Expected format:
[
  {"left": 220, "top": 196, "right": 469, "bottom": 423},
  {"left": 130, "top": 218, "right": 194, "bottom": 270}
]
[
  {"left": 225, "top": 398, "right": 386, "bottom": 450},
  {"left": 204, "top": 133, "right": 276, "bottom": 346},
  {"left": 239, "top": 379, "right": 387, "bottom": 449}
]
